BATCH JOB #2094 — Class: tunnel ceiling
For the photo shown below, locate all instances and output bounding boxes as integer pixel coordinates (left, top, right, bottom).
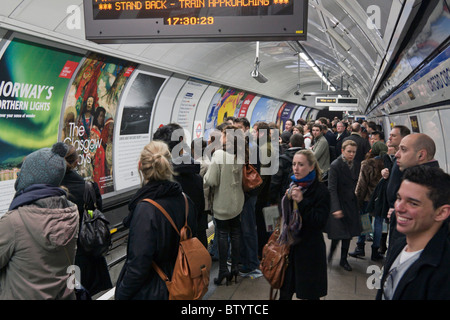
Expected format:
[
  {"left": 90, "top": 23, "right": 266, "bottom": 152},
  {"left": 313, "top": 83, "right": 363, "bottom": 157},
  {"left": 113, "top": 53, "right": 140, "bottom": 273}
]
[{"left": 0, "top": 0, "right": 420, "bottom": 112}]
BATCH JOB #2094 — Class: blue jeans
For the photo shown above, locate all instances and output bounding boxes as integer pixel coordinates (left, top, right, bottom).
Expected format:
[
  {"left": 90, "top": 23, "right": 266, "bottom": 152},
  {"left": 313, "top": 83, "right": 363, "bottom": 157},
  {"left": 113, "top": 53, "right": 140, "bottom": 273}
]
[
  {"left": 239, "top": 195, "right": 260, "bottom": 271},
  {"left": 356, "top": 215, "right": 383, "bottom": 249}
]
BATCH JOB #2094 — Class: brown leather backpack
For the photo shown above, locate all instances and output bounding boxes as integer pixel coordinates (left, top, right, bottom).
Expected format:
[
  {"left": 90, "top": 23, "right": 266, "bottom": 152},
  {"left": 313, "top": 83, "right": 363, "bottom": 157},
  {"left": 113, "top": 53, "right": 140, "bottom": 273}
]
[{"left": 143, "top": 194, "right": 211, "bottom": 300}]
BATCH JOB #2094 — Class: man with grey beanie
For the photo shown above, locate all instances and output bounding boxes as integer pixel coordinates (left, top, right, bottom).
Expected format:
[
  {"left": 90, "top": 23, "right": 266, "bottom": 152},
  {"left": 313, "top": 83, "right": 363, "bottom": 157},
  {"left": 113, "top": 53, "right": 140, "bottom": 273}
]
[{"left": 0, "top": 142, "right": 79, "bottom": 299}]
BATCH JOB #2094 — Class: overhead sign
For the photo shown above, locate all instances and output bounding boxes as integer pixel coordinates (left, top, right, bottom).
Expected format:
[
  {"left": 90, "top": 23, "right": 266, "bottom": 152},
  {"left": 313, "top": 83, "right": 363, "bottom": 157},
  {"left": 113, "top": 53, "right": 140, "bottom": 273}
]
[
  {"left": 83, "top": 0, "right": 308, "bottom": 43},
  {"left": 315, "top": 97, "right": 359, "bottom": 108},
  {"left": 329, "top": 106, "right": 359, "bottom": 112}
]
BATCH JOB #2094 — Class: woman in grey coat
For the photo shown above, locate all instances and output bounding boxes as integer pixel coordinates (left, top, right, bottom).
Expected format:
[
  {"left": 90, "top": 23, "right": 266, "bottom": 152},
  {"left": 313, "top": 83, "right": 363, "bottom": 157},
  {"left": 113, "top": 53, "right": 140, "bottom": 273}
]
[
  {"left": 0, "top": 142, "right": 79, "bottom": 299},
  {"left": 325, "top": 140, "right": 362, "bottom": 271}
]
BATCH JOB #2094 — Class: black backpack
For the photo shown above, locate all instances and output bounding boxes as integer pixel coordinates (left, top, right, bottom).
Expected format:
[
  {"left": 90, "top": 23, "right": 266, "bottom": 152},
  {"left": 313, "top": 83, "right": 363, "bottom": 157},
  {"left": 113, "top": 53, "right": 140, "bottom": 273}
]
[{"left": 78, "top": 181, "right": 111, "bottom": 257}]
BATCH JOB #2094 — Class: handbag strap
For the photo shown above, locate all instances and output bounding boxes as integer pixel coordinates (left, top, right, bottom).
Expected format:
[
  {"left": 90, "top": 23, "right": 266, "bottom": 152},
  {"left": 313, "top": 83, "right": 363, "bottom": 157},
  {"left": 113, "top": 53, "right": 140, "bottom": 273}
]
[
  {"left": 83, "top": 181, "right": 98, "bottom": 210},
  {"left": 142, "top": 192, "right": 188, "bottom": 236},
  {"left": 141, "top": 193, "right": 189, "bottom": 283}
]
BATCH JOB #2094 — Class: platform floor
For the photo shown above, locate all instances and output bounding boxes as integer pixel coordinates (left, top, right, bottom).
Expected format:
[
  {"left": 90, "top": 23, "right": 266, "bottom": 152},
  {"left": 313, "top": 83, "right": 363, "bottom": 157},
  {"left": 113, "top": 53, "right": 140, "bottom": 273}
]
[
  {"left": 97, "top": 234, "right": 384, "bottom": 300},
  {"left": 204, "top": 236, "right": 384, "bottom": 300}
]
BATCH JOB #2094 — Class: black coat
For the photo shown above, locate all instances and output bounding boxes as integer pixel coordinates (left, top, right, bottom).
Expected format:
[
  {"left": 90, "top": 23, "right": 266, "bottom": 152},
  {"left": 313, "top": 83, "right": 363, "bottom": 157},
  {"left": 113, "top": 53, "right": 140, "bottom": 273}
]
[
  {"left": 377, "top": 223, "right": 450, "bottom": 300},
  {"left": 281, "top": 179, "right": 330, "bottom": 299},
  {"left": 173, "top": 154, "right": 206, "bottom": 244},
  {"left": 115, "top": 180, "right": 197, "bottom": 300},
  {"left": 61, "top": 170, "right": 112, "bottom": 296},
  {"left": 269, "top": 147, "right": 303, "bottom": 204},
  {"left": 325, "top": 156, "right": 362, "bottom": 240}
]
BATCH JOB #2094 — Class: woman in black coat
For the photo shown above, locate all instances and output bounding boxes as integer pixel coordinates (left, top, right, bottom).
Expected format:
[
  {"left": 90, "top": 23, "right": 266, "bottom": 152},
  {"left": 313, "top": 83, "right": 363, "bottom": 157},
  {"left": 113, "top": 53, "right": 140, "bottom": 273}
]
[
  {"left": 325, "top": 140, "right": 362, "bottom": 271},
  {"left": 279, "top": 150, "right": 330, "bottom": 300},
  {"left": 62, "top": 145, "right": 113, "bottom": 297},
  {"left": 115, "top": 140, "right": 197, "bottom": 300}
]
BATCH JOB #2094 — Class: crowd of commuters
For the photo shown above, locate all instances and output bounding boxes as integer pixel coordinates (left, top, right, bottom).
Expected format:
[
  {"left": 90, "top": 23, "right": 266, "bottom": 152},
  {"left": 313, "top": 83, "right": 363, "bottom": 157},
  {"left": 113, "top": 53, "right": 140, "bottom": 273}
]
[{"left": 0, "top": 115, "right": 449, "bottom": 300}]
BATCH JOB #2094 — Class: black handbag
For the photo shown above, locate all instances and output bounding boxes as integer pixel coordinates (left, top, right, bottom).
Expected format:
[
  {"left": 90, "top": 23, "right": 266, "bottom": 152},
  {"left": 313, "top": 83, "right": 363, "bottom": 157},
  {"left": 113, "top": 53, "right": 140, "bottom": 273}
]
[{"left": 79, "top": 181, "right": 111, "bottom": 257}]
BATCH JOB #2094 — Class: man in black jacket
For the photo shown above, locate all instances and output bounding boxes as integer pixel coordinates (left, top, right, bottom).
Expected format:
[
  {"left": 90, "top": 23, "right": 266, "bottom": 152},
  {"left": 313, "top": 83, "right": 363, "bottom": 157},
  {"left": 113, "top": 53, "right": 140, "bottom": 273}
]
[
  {"left": 269, "top": 133, "right": 304, "bottom": 205},
  {"left": 335, "top": 121, "right": 349, "bottom": 158},
  {"left": 153, "top": 123, "right": 206, "bottom": 247},
  {"left": 377, "top": 166, "right": 450, "bottom": 300},
  {"left": 342, "top": 122, "right": 370, "bottom": 168}
]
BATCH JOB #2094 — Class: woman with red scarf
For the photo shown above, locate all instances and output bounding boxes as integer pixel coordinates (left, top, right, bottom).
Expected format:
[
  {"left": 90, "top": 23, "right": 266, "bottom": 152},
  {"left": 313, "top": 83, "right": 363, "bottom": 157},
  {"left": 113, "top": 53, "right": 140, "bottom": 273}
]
[{"left": 278, "top": 150, "right": 330, "bottom": 300}]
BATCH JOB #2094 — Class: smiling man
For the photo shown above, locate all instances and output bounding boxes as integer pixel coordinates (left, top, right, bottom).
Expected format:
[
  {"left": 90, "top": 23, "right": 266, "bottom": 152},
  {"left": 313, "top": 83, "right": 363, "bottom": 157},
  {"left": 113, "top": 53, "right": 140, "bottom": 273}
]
[
  {"left": 386, "top": 133, "right": 439, "bottom": 253},
  {"left": 377, "top": 166, "right": 450, "bottom": 300}
]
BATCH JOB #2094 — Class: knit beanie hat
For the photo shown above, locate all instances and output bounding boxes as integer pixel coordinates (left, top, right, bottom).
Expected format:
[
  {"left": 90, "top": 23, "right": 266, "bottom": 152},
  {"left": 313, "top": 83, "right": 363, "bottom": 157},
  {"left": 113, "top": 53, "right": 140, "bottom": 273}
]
[
  {"left": 371, "top": 141, "right": 388, "bottom": 157},
  {"left": 14, "top": 142, "right": 69, "bottom": 192}
]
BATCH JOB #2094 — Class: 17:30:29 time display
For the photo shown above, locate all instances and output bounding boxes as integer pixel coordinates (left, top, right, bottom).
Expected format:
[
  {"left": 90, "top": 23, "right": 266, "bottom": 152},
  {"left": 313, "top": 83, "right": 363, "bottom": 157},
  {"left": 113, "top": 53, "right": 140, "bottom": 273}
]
[{"left": 165, "top": 17, "right": 215, "bottom": 25}]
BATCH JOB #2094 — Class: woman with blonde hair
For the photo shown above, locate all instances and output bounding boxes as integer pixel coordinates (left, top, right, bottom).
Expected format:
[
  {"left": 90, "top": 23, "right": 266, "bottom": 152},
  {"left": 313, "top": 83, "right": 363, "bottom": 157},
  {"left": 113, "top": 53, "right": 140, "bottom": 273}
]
[
  {"left": 278, "top": 149, "right": 330, "bottom": 300},
  {"left": 116, "top": 140, "right": 198, "bottom": 300}
]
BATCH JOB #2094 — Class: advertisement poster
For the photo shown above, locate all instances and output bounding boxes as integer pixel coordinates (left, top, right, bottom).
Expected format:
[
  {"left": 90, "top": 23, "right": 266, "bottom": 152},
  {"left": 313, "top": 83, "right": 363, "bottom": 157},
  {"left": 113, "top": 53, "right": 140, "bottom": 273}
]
[
  {"left": 216, "top": 88, "right": 246, "bottom": 124},
  {"left": 172, "top": 78, "right": 210, "bottom": 137},
  {"left": 234, "top": 93, "right": 256, "bottom": 118},
  {"left": 410, "top": 115, "right": 420, "bottom": 133},
  {"left": 0, "top": 38, "right": 83, "bottom": 216},
  {"left": 115, "top": 71, "right": 166, "bottom": 191},
  {"left": 250, "top": 97, "right": 282, "bottom": 128},
  {"left": 293, "top": 106, "right": 306, "bottom": 122},
  {"left": 276, "top": 102, "right": 297, "bottom": 131},
  {"left": 204, "top": 86, "right": 228, "bottom": 140},
  {"left": 61, "top": 52, "right": 137, "bottom": 195}
]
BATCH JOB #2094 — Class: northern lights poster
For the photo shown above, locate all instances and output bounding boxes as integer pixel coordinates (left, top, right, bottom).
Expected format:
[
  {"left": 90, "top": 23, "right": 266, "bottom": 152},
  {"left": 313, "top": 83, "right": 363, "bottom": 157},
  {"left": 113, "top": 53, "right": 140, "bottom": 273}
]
[{"left": 0, "top": 37, "right": 83, "bottom": 215}]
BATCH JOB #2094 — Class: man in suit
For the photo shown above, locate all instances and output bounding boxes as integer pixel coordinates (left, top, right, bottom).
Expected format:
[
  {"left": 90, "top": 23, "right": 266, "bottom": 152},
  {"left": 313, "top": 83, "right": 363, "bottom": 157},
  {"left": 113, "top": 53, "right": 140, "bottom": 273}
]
[
  {"left": 335, "top": 121, "right": 349, "bottom": 158},
  {"left": 343, "top": 122, "right": 370, "bottom": 169}
]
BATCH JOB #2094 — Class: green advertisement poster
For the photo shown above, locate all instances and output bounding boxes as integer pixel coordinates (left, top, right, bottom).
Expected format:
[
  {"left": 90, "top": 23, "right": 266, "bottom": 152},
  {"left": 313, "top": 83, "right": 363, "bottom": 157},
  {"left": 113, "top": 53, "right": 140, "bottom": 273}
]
[{"left": 0, "top": 37, "right": 83, "bottom": 215}]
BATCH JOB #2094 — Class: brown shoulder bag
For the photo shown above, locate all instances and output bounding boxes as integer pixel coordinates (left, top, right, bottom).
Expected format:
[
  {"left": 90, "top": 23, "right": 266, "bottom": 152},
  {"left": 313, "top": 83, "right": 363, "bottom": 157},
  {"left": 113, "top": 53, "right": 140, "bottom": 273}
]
[{"left": 259, "top": 227, "right": 290, "bottom": 300}]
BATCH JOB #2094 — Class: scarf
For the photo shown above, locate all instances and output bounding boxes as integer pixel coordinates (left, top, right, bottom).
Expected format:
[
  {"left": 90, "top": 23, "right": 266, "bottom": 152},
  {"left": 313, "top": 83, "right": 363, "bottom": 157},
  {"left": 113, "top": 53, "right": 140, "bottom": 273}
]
[
  {"left": 340, "top": 154, "right": 354, "bottom": 170},
  {"left": 9, "top": 184, "right": 67, "bottom": 211},
  {"left": 280, "top": 170, "right": 316, "bottom": 245},
  {"left": 290, "top": 169, "right": 316, "bottom": 189}
]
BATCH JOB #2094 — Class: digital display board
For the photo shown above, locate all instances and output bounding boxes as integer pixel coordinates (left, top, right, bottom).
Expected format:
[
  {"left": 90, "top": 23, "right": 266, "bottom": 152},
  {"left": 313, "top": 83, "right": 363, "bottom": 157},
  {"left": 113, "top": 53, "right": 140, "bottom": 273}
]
[
  {"left": 83, "top": 0, "right": 308, "bottom": 43},
  {"left": 316, "top": 97, "right": 359, "bottom": 108}
]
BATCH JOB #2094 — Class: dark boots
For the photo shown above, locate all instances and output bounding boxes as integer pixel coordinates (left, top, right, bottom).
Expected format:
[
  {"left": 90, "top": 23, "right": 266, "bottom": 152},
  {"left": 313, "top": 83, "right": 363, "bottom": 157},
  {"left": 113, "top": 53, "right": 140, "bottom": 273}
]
[
  {"left": 214, "top": 229, "right": 231, "bottom": 286},
  {"left": 349, "top": 242, "right": 365, "bottom": 258},
  {"left": 371, "top": 247, "right": 384, "bottom": 261}
]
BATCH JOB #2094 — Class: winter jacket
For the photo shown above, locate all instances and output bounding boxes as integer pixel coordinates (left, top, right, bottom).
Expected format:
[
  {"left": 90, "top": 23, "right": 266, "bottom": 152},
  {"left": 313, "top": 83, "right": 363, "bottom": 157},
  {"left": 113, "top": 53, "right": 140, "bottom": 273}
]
[
  {"left": 311, "top": 134, "right": 330, "bottom": 173},
  {"left": 355, "top": 157, "right": 384, "bottom": 208},
  {"left": 377, "top": 223, "right": 450, "bottom": 300},
  {"left": 116, "top": 180, "right": 197, "bottom": 300},
  {"left": 172, "top": 153, "right": 206, "bottom": 237},
  {"left": 0, "top": 185, "right": 79, "bottom": 300},
  {"left": 203, "top": 149, "right": 244, "bottom": 221}
]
